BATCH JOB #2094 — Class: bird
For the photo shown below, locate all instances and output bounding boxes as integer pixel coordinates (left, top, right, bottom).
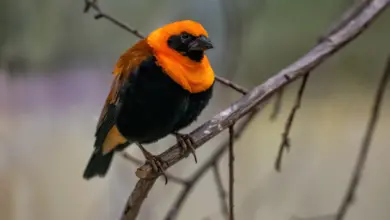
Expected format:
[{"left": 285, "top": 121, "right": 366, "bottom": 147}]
[{"left": 83, "top": 20, "right": 215, "bottom": 182}]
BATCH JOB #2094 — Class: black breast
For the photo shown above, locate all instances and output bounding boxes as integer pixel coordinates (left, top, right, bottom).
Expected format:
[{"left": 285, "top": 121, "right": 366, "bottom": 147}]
[{"left": 115, "top": 56, "right": 213, "bottom": 144}]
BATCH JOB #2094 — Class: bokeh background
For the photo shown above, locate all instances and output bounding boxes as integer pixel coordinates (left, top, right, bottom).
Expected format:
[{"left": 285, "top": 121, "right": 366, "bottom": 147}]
[{"left": 1, "top": 0, "right": 390, "bottom": 220}]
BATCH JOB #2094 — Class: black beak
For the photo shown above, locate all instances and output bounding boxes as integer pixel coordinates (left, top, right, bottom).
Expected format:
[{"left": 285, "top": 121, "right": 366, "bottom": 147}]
[{"left": 188, "top": 35, "right": 213, "bottom": 51}]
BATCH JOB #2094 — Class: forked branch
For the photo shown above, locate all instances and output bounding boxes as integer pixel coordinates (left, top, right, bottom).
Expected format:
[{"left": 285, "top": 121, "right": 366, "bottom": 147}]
[
  {"left": 81, "top": 0, "right": 390, "bottom": 219},
  {"left": 127, "top": 1, "right": 389, "bottom": 219}
]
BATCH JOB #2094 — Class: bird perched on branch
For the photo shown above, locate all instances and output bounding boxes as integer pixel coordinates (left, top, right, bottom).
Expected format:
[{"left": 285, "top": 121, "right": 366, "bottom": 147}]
[{"left": 83, "top": 20, "right": 215, "bottom": 181}]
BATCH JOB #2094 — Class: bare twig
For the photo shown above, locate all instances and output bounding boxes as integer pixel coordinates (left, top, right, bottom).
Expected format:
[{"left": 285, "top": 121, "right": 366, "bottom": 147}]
[
  {"left": 335, "top": 55, "right": 390, "bottom": 220},
  {"left": 215, "top": 75, "right": 248, "bottom": 94},
  {"left": 228, "top": 126, "right": 235, "bottom": 220},
  {"left": 83, "top": 0, "right": 247, "bottom": 95},
  {"left": 275, "top": 73, "right": 310, "bottom": 171},
  {"left": 270, "top": 88, "right": 284, "bottom": 120},
  {"left": 83, "top": 0, "right": 145, "bottom": 38},
  {"left": 129, "top": 2, "right": 389, "bottom": 219},
  {"left": 212, "top": 163, "right": 229, "bottom": 219}
]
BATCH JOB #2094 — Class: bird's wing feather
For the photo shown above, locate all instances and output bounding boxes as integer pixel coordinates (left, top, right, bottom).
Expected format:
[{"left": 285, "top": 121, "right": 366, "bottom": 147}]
[{"left": 94, "top": 39, "right": 153, "bottom": 153}]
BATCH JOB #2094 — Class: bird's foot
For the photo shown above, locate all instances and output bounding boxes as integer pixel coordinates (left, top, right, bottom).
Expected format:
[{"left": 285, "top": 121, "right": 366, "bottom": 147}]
[
  {"left": 136, "top": 143, "right": 168, "bottom": 184},
  {"left": 173, "top": 132, "right": 197, "bottom": 163}
]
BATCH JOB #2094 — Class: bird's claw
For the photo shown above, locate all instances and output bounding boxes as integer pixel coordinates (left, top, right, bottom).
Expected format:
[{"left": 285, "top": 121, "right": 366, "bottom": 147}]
[
  {"left": 143, "top": 153, "right": 168, "bottom": 184},
  {"left": 137, "top": 143, "right": 168, "bottom": 184},
  {"left": 174, "top": 133, "right": 197, "bottom": 163}
]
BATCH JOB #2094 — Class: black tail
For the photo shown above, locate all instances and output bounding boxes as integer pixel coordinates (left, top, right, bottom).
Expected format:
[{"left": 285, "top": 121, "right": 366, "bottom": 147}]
[{"left": 83, "top": 150, "right": 114, "bottom": 180}]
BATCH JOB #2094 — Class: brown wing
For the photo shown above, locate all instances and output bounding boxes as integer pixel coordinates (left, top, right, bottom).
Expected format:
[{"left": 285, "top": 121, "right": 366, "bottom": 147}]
[{"left": 94, "top": 39, "right": 153, "bottom": 153}]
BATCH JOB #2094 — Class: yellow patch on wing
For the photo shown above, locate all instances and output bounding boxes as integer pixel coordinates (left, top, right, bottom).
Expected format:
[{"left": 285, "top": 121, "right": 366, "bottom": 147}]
[{"left": 102, "top": 126, "right": 127, "bottom": 154}]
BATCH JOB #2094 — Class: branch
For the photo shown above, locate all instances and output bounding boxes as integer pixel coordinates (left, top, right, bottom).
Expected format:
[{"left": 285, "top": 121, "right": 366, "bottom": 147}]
[
  {"left": 136, "top": 0, "right": 389, "bottom": 180},
  {"left": 228, "top": 125, "right": 235, "bottom": 220},
  {"left": 127, "top": 1, "right": 389, "bottom": 219},
  {"left": 215, "top": 75, "right": 248, "bottom": 94},
  {"left": 275, "top": 73, "right": 310, "bottom": 171},
  {"left": 82, "top": 0, "right": 390, "bottom": 219},
  {"left": 83, "top": 0, "right": 247, "bottom": 95},
  {"left": 335, "top": 55, "right": 390, "bottom": 220},
  {"left": 121, "top": 152, "right": 188, "bottom": 185},
  {"left": 212, "top": 163, "right": 229, "bottom": 219},
  {"left": 120, "top": 178, "right": 157, "bottom": 220},
  {"left": 272, "top": 0, "right": 371, "bottom": 129}
]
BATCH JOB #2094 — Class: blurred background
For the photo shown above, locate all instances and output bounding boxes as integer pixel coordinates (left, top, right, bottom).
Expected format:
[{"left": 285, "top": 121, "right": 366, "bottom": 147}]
[{"left": 1, "top": 0, "right": 390, "bottom": 220}]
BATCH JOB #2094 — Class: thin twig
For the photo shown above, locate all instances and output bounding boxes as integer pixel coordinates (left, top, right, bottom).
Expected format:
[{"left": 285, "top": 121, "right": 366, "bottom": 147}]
[
  {"left": 83, "top": 0, "right": 247, "bottom": 95},
  {"left": 215, "top": 75, "right": 248, "bottom": 94},
  {"left": 121, "top": 152, "right": 188, "bottom": 185},
  {"left": 83, "top": 0, "right": 145, "bottom": 38},
  {"left": 212, "top": 163, "right": 229, "bottom": 219},
  {"left": 275, "top": 73, "right": 310, "bottom": 171},
  {"left": 270, "top": 88, "right": 284, "bottom": 121},
  {"left": 228, "top": 125, "right": 235, "bottom": 220},
  {"left": 335, "top": 55, "right": 390, "bottom": 220}
]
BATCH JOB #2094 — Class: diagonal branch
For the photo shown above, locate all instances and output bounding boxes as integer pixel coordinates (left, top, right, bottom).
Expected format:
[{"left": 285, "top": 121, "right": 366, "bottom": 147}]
[
  {"left": 83, "top": 0, "right": 248, "bottom": 95},
  {"left": 335, "top": 55, "right": 390, "bottom": 220},
  {"left": 82, "top": 0, "right": 390, "bottom": 219},
  {"left": 135, "top": 0, "right": 389, "bottom": 180},
  {"left": 124, "top": 1, "right": 390, "bottom": 219},
  {"left": 275, "top": 73, "right": 310, "bottom": 171},
  {"left": 272, "top": 0, "right": 372, "bottom": 122}
]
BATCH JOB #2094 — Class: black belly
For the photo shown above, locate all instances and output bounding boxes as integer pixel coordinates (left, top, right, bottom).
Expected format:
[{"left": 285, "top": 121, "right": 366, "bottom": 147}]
[{"left": 115, "top": 56, "right": 213, "bottom": 144}]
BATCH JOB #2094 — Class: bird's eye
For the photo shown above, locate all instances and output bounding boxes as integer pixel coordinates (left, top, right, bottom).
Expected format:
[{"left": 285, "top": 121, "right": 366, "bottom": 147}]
[{"left": 181, "top": 33, "right": 190, "bottom": 41}]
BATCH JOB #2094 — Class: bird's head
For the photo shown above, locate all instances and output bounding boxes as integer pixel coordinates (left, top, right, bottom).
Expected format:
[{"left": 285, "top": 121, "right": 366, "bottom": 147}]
[
  {"left": 146, "top": 20, "right": 215, "bottom": 93},
  {"left": 147, "top": 20, "right": 213, "bottom": 62}
]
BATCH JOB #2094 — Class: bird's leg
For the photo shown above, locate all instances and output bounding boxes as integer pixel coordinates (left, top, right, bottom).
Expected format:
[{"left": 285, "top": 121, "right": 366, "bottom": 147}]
[
  {"left": 172, "top": 132, "right": 197, "bottom": 163},
  {"left": 135, "top": 143, "right": 168, "bottom": 184}
]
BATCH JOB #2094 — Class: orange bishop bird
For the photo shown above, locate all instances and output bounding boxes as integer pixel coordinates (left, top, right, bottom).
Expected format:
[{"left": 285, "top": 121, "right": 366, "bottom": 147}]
[{"left": 83, "top": 20, "right": 215, "bottom": 180}]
